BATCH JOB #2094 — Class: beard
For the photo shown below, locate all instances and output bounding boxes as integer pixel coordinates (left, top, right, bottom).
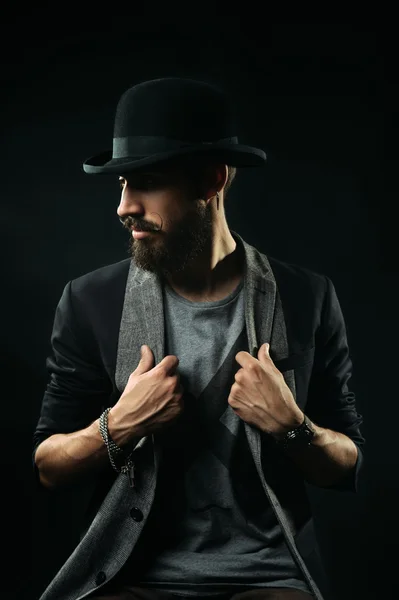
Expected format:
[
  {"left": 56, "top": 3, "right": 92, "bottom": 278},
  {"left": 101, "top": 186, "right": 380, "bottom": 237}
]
[{"left": 127, "top": 198, "right": 214, "bottom": 279}]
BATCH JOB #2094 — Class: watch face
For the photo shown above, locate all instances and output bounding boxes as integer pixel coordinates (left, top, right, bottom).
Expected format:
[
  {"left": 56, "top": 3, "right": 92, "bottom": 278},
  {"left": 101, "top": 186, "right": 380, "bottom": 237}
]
[
  {"left": 274, "top": 417, "right": 315, "bottom": 450},
  {"left": 285, "top": 427, "right": 314, "bottom": 448}
]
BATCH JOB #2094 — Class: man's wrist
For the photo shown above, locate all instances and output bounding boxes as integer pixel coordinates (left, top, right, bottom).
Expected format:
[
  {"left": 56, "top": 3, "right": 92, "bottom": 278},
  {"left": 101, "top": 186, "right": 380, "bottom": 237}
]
[
  {"left": 107, "top": 407, "right": 130, "bottom": 448},
  {"left": 108, "top": 407, "right": 142, "bottom": 453},
  {"left": 270, "top": 411, "right": 306, "bottom": 441}
]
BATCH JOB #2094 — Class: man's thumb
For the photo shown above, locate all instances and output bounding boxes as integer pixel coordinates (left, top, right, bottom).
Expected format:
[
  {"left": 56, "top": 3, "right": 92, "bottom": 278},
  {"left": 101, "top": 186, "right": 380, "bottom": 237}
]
[
  {"left": 135, "top": 345, "right": 154, "bottom": 374},
  {"left": 258, "top": 342, "right": 270, "bottom": 361}
]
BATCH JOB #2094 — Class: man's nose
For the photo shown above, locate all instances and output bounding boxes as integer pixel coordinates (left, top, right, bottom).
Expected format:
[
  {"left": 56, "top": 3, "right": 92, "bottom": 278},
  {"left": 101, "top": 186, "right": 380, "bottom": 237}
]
[{"left": 116, "top": 189, "right": 145, "bottom": 218}]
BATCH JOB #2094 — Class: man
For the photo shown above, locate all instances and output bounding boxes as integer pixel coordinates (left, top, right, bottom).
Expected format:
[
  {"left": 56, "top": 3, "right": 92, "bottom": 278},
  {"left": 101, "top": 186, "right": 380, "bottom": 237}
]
[{"left": 33, "top": 78, "right": 365, "bottom": 600}]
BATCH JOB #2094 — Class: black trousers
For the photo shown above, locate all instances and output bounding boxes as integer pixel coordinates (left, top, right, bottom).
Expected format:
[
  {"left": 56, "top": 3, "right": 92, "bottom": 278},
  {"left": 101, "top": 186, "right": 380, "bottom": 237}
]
[{"left": 87, "top": 585, "right": 314, "bottom": 599}]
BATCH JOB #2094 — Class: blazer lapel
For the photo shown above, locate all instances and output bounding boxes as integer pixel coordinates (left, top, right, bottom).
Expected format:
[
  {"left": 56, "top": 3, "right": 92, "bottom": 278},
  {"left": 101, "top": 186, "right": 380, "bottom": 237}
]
[
  {"left": 234, "top": 230, "right": 324, "bottom": 600},
  {"left": 115, "top": 259, "right": 166, "bottom": 472}
]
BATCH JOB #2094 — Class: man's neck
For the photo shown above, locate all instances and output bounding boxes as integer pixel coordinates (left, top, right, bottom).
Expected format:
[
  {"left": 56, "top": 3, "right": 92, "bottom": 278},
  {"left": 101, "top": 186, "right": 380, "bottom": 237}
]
[{"left": 165, "top": 242, "right": 245, "bottom": 302}]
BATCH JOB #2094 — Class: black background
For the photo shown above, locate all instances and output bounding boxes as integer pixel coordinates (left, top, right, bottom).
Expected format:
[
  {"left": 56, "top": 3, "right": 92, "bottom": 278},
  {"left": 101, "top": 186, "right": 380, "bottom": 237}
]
[{"left": 0, "top": 17, "right": 393, "bottom": 600}]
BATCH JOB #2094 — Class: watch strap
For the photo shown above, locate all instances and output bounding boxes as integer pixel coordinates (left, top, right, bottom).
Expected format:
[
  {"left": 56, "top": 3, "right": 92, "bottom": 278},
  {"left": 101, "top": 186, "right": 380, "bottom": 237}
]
[{"left": 274, "top": 414, "right": 315, "bottom": 451}]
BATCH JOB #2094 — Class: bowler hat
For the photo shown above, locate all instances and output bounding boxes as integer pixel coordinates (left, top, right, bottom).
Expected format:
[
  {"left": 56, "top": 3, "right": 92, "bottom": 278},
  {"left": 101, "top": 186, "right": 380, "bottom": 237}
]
[{"left": 83, "top": 77, "right": 267, "bottom": 174}]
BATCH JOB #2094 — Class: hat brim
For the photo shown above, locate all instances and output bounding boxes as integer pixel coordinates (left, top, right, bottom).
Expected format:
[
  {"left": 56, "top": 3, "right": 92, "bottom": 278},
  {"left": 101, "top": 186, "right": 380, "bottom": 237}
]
[{"left": 82, "top": 142, "right": 267, "bottom": 174}]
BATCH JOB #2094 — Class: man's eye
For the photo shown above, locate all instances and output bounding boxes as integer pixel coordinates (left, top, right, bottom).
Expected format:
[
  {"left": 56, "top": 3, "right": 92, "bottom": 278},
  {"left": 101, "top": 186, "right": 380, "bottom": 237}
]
[
  {"left": 137, "top": 176, "right": 158, "bottom": 189},
  {"left": 119, "top": 176, "right": 158, "bottom": 190}
]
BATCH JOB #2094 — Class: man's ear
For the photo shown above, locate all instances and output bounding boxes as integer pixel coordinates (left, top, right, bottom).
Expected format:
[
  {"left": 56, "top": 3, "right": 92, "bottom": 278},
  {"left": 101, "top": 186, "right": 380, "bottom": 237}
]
[{"left": 204, "top": 163, "right": 228, "bottom": 199}]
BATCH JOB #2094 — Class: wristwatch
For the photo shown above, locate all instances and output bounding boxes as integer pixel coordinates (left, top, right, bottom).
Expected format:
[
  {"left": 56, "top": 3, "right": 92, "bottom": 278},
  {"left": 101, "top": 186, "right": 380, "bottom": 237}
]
[{"left": 273, "top": 414, "right": 316, "bottom": 452}]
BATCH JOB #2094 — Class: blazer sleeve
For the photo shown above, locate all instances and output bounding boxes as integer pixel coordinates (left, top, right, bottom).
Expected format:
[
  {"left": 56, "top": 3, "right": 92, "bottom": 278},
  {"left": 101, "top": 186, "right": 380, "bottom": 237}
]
[
  {"left": 32, "top": 280, "right": 113, "bottom": 479},
  {"left": 305, "top": 275, "right": 366, "bottom": 493}
]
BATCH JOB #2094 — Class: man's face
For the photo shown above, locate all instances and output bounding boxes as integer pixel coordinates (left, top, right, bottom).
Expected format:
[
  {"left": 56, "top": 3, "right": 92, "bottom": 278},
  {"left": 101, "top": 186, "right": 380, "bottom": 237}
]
[{"left": 117, "top": 164, "right": 214, "bottom": 278}]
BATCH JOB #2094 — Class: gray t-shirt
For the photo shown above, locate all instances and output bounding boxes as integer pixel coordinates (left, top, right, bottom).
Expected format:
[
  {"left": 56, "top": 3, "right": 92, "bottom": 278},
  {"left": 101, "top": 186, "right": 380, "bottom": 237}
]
[{"left": 116, "top": 279, "right": 311, "bottom": 597}]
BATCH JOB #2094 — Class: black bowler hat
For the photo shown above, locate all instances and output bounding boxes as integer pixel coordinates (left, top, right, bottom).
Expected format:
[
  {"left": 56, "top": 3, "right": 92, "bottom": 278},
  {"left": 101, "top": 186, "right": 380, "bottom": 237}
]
[{"left": 82, "top": 77, "right": 267, "bottom": 174}]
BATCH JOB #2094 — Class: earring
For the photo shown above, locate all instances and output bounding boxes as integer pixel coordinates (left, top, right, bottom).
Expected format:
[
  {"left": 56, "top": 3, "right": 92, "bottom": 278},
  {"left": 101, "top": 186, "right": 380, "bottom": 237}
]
[{"left": 216, "top": 191, "right": 220, "bottom": 211}]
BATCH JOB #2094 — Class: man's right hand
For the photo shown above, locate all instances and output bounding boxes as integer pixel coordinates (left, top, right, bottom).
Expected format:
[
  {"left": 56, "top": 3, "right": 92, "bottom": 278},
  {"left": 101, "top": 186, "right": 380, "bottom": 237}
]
[{"left": 108, "top": 345, "right": 185, "bottom": 445}]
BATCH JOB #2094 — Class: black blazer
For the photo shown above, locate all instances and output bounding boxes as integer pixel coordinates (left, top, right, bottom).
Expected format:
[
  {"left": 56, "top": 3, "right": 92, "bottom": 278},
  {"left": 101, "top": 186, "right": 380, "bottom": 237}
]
[{"left": 33, "top": 230, "right": 366, "bottom": 600}]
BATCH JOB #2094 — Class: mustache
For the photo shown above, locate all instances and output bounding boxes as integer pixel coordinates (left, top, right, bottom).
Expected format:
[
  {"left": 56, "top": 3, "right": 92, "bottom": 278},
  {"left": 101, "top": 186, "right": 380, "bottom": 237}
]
[{"left": 119, "top": 216, "right": 162, "bottom": 232}]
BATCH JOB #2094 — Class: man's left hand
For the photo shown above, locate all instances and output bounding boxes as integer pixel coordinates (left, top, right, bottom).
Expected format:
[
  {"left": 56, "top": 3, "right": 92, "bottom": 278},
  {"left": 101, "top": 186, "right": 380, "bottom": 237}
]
[{"left": 228, "top": 342, "right": 304, "bottom": 437}]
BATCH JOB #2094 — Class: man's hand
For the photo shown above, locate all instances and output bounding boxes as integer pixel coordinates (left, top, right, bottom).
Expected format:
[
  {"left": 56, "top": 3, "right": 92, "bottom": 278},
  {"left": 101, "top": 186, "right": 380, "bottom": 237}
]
[{"left": 228, "top": 342, "right": 304, "bottom": 437}]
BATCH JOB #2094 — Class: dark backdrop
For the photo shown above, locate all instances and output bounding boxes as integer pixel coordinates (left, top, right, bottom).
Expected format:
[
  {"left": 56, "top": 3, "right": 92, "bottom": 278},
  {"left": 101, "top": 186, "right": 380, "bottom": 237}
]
[{"left": 0, "top": 19, "right": 392, "bottom": 600}]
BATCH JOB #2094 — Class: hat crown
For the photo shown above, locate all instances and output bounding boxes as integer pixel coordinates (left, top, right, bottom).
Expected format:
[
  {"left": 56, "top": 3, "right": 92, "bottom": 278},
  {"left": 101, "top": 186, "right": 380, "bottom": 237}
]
[{"left": 113, "top": 77, "right": 235, "bottom": 142}]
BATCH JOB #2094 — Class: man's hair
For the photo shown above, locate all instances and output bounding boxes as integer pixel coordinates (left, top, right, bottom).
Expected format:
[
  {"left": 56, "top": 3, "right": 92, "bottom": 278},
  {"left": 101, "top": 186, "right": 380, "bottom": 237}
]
[
  {"left": 177, "top": 155, "right": 237, "bottom": 200},
  {"left": 224, "top": 165, "right": 237, "bottom": 197},
  {"left": 150, "top": 155, "right": 237, "bottom": 201}
]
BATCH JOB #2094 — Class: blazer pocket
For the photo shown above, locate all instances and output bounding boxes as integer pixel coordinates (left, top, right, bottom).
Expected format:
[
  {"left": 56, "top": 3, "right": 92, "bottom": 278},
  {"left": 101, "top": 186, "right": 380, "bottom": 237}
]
[{"left": 272, "top": 346, "right": 315, "bottom": 373}]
